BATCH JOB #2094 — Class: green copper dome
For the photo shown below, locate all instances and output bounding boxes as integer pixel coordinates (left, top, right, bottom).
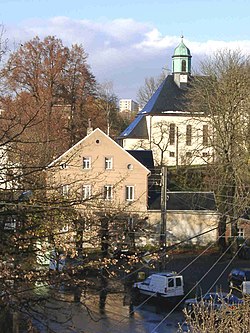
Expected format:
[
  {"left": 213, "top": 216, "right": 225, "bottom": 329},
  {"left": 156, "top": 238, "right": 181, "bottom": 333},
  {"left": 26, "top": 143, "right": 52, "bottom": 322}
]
[
  {"left": 174, "top": 39, "right": 191, "bottom": 56},
  {"left": 172, "top": 37, "right": 192, "bottom": 75}
]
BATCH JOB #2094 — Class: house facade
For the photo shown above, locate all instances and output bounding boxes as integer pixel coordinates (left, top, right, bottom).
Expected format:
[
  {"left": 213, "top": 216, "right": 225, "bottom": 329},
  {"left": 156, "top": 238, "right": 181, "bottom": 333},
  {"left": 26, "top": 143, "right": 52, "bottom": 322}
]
[
  {"left": 46, "top": 128, "right": 151, "bottom": 215},
  {"left": 118, "top": 38, "right": 213, "bottom": 167}
]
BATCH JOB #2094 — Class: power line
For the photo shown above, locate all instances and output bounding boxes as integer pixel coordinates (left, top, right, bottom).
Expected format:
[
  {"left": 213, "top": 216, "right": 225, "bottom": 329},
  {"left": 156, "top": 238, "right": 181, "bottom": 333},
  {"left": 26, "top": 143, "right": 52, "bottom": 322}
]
[{"left": 151, "top": 238, "right": 239, "bottom": 333}]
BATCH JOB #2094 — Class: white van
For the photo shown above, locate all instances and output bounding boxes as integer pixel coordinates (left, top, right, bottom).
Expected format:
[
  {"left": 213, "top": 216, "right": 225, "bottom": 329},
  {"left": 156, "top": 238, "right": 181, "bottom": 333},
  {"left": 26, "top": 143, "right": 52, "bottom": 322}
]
[{"left": 133, "top": 272, "right": 184, "bottom": 301}]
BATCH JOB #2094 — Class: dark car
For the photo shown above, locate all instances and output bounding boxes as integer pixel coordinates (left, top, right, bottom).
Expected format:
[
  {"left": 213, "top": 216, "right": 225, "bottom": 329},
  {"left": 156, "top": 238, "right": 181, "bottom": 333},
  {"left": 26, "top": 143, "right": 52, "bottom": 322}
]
[
  {"left": 184, "top": 292, "right": 243, "bottom": 314},
  {"left": 228, "top": 268, "right": 250, "bottom": 290}
]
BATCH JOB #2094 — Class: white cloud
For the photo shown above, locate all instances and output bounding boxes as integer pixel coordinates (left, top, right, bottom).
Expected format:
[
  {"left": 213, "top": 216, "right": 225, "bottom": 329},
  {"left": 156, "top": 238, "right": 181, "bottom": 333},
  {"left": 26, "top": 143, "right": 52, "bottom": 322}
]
[
  {"left": 4, "top": 17, "right": 250, "bottom": 99},
  {"left": 188, "top": 39, "right": 250, "bottom": 55}
]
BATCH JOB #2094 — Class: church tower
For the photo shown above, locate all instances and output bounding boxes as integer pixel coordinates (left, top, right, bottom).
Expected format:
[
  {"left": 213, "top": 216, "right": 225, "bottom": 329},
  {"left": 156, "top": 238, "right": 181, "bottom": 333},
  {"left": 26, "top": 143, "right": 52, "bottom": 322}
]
[{"left": 172, "top": 36, "right": 192, "bottom": 88}]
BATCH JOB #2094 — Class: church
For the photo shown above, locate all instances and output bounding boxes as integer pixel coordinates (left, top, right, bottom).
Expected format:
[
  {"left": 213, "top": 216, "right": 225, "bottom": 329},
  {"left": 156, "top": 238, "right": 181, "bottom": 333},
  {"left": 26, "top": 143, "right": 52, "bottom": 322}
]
[{"left": 118, "top": 38, "right": 213, "bottom": 167}]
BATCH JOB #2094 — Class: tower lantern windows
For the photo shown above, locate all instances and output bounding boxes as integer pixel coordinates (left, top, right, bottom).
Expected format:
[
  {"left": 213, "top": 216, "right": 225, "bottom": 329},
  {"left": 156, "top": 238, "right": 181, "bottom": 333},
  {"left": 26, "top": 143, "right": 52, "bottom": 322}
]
[{"left": 181, "top": 60, "right": 186, "bottom": 72}]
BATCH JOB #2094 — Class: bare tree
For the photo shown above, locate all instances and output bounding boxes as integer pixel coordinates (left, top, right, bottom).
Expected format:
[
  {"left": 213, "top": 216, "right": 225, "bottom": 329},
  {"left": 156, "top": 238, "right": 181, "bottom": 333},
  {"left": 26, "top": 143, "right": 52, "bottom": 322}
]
[
  {"left": 179, "top": 295, "right": 250, "bottom": 333},
  {"left": 95, "top": 81, "right": 129, "bottom": 137},
  {"left": 186, "top": 49, "right": 250, "bottom": 251},
  {"left": 136, "top": 72, "right": 166, "bottom": 108},
  {"left": 0, "top": 34, "right": 148, "bottom": 331}
]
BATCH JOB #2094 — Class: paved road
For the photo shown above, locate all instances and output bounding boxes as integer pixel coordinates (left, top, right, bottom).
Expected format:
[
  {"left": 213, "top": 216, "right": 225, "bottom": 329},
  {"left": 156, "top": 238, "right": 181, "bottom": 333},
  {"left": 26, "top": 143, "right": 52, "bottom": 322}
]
[
  {"left": 163, "top": 251, "right": 250, "bottom": 296},
  {"left": 33, "top": 291, "right": 187, "bottom": 333},
  {"left": 32, "top": 251, "right": 250, "bottom": 332}
]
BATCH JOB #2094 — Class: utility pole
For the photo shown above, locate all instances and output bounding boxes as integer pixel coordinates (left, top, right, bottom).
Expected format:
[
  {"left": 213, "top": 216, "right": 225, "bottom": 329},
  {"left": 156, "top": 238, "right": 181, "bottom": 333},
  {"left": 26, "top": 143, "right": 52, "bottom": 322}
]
[{"left": 160, "top": 166, "right": 167, "bottom": 270}]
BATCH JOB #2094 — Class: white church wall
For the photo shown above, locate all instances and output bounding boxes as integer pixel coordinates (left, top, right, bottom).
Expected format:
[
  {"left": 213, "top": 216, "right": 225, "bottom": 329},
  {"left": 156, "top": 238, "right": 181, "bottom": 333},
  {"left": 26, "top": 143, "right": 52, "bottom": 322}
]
[{"left": 121, "top": 114, "right": 213, "bottom": 167}]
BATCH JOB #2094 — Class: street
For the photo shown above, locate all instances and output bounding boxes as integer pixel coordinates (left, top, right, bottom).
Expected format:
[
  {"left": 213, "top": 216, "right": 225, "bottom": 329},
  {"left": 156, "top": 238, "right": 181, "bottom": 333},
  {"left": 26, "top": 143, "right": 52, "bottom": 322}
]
[
  {"left": 32, "top": 291, "right": 187, "bottom": 333},
  {"left": 30, "top": 251, "right": 250, "bottom": 333}
]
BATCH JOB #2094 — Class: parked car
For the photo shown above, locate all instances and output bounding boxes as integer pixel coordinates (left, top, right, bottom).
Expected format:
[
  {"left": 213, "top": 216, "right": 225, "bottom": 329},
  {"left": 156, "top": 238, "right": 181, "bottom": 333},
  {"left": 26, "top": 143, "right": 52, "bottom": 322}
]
[
  {"left": 184, "top": 292, "right": 243, "bottom": 314},
  {"left": 228, "top": 268, "right": 250, "bottom": 290},
  {"left": 133, "top": 272, "right": 184, "bottom": 304}
]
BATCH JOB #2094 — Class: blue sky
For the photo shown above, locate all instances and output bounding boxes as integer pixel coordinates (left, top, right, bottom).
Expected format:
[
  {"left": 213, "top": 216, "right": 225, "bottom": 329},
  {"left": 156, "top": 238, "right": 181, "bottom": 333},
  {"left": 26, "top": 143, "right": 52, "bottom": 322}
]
[{"left": 1, "top": 0, "right": 249, "bottom": 99}]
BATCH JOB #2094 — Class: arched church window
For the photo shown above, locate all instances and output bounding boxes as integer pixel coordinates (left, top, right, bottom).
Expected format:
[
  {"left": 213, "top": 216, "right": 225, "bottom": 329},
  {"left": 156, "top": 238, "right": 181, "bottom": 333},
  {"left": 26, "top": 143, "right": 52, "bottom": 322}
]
[
  {"left": 186, "top": 125, "right": 192, "bottom": 145},
  {"left": 181, "top": 60, "right": 186, "bottom": 72},
  {"left": 169, "top": 123, "right": 175, "bottom": 145},
  {"left": 203, "top": 125, "right": 208, "bottom": 146}
]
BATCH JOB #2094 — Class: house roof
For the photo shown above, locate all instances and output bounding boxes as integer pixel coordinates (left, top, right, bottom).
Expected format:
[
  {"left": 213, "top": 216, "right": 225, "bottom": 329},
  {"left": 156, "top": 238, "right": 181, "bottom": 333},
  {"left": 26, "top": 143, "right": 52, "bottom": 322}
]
[
  {"left": 126, "top": 150, "right": 155, "bottom": 171},
  {"left": 148, "top": 191, "right": 217, "bottom": 211}
]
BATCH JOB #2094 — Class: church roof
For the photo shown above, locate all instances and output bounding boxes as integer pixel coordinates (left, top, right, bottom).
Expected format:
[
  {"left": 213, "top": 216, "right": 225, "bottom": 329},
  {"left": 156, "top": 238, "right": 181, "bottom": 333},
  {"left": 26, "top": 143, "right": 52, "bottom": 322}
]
[
  {"left": 173, "top": 39, "right": 191, "bottom": 57},
  {"left": 119, "top": 74, "right": 188, "bottom": 139},
  {"left": 120, "top": 113, "right": 149, "bottom": 139}
]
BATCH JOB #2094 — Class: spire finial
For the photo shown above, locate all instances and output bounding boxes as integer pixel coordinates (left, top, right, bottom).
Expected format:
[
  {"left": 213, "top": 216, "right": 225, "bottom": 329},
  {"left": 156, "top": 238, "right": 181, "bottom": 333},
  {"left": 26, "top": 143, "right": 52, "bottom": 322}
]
[{"left": 181, "top": 34, "right": 184, "bottom": 41}]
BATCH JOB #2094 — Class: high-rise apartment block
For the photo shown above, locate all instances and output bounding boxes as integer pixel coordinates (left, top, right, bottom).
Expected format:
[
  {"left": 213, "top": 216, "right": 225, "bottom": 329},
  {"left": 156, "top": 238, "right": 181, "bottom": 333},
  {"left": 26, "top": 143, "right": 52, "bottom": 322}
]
[{"left": 119, "top": 99, "right": 139, "bottom": 113}]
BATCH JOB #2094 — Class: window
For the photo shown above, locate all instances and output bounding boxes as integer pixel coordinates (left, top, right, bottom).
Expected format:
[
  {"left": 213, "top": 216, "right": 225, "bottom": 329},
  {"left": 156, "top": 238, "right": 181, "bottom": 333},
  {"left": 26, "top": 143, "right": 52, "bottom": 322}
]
[
  {"left": 203, "top": 125, "right": 208, "bottom": 146},
  {"left": 82, "top": 185, "right": 91, "bottom": 200},
  {"left": 176, "top": 277, "right": 182, "bottom": 287},
  {"left": 181, "top": 60, "right": 186, "bottom": 72},
  {"left": 143, "top": 277, "right": 151, "bottom": 285},
  {"left": 127, "top": 164, "right": 133, "bottom": 170},
  {"left": 60, "top": 162, "right": 67, "bottom": 169},
  {"left": 202, "top": 152, "right": 208, "bottom": 157},
  {"left": 105, "top": 157, "right": 113, "bottom": 170},
  {"left": 83, "top": 157, "right": 91, "bottom": 169},
  {"left": 169, "top": 151, "right": 175, "bottom": 157},
  {"left": 126, "top": 186, "right": 135, "bottom": 201},
  {"left": 62, "top": 185, "right": 69, "bottom": 197},
  {"left": 169, "top": 123, "right": 175, "bottom": 145},
  {"left": 104, "top": 185, "right": 113, "bottom": 200},
  {"left": 186, "top": 125, "right": 192, "bottom": 145},
  {"left": 238, "top": 228, "right": 244, "bottom": 238},
  {"left": 186, "top": 152, "right": 192, "bottom": 158},
  {"left": 168, "top": 278, "right": 174, "bottom": 288}
]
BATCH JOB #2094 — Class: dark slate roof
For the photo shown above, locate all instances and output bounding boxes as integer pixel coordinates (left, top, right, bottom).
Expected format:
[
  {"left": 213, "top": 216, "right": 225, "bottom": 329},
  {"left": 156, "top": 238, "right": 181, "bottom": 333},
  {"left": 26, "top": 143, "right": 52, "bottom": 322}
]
[
  {"left": 139, "top": 75, "right": 188, "bottom": 115},
  {"left": 121, "top": 114, "right": 149, "bottom": 139},
  {"left": 126, "top": 150, "right": 154, "bottom": 170},
  {"left": 148, "top": 191, "right": 217, "bottom": 211},
  {"left": 119, "top": 74, "right": 189, "bottom": 139}
]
